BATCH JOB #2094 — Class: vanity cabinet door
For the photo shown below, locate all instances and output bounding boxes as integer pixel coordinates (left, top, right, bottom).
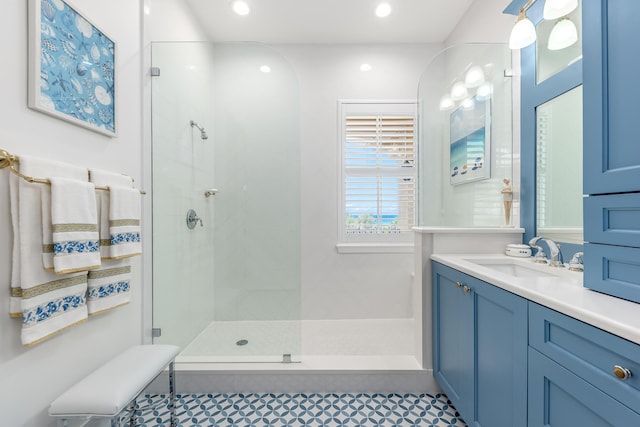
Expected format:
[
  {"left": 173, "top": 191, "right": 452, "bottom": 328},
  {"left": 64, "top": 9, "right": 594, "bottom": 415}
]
[
  {"left": 432, "top": 262, "right": 475, "bottom": 422},
  {"left": 528, "top": 348, "right": 640, "bottom": 426},
  {"left": 474, "top": 275, "right": 528, "bottom": 427},
  {"left": 583, "top": 0, "right": 640, "bottom": 194},
  {"left": 432, "top": 262, "right": 528, "bottom": 427}
]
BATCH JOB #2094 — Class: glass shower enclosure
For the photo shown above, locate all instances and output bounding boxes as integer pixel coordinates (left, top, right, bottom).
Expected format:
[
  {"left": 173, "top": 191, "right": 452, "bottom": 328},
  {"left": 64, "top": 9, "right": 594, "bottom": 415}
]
[{"left": 151, "top": 42, "right": 301, "bottom": 363}]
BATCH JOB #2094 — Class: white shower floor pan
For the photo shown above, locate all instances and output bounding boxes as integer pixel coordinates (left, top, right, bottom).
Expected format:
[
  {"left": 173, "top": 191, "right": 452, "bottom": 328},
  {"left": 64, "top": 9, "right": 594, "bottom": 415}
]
[
  {"left": 158, "top": 318, "right": 436, "bottom": 394},
  {"left": 177, "top": 318, "right": 420, "bottom": 370}
]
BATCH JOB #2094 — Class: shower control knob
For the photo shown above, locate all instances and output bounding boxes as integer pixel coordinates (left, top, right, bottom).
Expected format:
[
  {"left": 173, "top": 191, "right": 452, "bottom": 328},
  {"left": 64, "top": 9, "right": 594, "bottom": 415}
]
[{"left": 186, "top": 209, "right": 203, "bottom": 229}]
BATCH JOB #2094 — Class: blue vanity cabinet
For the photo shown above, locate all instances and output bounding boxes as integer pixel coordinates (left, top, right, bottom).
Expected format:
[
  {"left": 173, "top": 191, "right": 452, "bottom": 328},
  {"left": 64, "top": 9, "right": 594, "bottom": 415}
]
[
  {"left": 432, "top": 262, "right": 528, "bottom": 427},
  {"left": 583, "top": 0, "right": 640, "bottom": 194},
  {"left": 582, "top": 0, "right": 640, "bottom": 303},
  {"left": 528, "top": 303, "right": 640, "bottom": 425}
]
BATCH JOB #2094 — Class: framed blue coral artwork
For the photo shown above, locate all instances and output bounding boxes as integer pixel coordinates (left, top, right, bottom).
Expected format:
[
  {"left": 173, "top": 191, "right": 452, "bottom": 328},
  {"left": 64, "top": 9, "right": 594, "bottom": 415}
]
[
  {"left": 449, "top": 95, "right": 491, "bottom": 186},
  {"left": 28, "top": 0, "right": 116, "bottom": 137}
]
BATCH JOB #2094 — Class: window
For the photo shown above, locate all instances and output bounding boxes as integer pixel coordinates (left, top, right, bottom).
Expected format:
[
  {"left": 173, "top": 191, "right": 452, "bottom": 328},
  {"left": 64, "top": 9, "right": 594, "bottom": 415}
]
[{"left": 338, "top": 101, "right": 416, "bottom": 252}]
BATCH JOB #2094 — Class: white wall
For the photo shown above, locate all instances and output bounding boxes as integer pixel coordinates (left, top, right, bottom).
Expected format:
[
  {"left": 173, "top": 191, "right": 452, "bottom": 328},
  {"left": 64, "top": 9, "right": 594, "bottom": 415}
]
[
  {"left": 446, "top": 0, "right": 515, "bottom": 45},
  {"left": 0, "top": 1, "right": 143, "bottom": 426},
  {"left": 274, "top": 44, "right": 442, "bottom": 320}
]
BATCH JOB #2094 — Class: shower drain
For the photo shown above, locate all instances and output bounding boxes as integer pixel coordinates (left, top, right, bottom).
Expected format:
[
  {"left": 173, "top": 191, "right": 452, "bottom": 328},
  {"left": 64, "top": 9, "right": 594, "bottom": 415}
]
[{"left": 236, "top": 339, "right": 248, "bottom": 346}]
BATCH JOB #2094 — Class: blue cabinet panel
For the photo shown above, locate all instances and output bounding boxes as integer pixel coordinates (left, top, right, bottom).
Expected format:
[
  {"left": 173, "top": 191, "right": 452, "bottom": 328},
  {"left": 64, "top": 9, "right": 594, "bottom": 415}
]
[
  {"left": 432, "top": 262, "right": 527, "bottom": 427},
  {"left": 529, "top": 302, "right": 640, "bottom": 411},
  {"left": 583, "top": 0, "right": 640, "bottom": 194},
  {"left": 432, "top": 262, "right": 474, "bottom": 422},
  {"left": 584, "top": 243, "right": 640, "bottom": 303},
  {"left": 475, "top": 279, "right": 528, "bottom": 427},
  {"left": 528, "top": 348, "right": 640, "bottom": 426},
  {"left": 584, "top": 193, "right": 640, "bottom": 247}
]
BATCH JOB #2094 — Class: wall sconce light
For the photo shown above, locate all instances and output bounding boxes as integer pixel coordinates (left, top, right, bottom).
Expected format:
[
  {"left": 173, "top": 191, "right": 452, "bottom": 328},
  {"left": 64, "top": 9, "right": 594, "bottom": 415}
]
[
  {"left": 547, "top": 17, "right": 578, "bottom": 50},
  {"left": 476, "top": 83, "right": 493, "bottom": 101},
  {"left": 439, "top": 95, "right": 454, "bottom": 111},
  {"left": 450, "top": 81, "right": 469, "bottom": 101},
  {"left": 510, "top": 0, "right": 581, "bottom": 50},
  {"left": 465, "top": 66, "right": 485, "bottom": 88},
  {"left": 543, "top": 0, "right": 578, "bottom": 20},
  {"left": 509, "top": 0, "right": 537, "bottom": 50}
]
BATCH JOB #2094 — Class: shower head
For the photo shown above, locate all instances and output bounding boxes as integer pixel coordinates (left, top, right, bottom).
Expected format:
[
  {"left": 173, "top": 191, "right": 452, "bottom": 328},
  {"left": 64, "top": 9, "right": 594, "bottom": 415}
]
[{"left": 190, "top": 120, "right": 209, "bottom": 140}]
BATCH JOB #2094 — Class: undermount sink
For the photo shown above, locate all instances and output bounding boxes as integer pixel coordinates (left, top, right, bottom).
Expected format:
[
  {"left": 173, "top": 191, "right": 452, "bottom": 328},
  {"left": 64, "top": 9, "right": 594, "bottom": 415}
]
[{"left": 464, "top": 258, "right": 556, "bottom": 278}]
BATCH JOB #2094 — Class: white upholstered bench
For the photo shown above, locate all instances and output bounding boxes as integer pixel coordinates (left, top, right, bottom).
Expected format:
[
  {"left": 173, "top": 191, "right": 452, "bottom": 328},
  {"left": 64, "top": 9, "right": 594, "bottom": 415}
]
[{"left": 49, "top": 345, "right": 180, "bottom": 427}]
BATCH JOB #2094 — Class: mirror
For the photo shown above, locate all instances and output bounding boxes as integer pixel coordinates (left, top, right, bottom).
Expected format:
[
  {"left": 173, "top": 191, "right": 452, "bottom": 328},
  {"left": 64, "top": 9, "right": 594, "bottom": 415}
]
[
  {"left": 535, "top": 86, "right": 583, "bottom": 244},
  {"left": 536, "top": 3, "right": 582, "bottom": 83}
]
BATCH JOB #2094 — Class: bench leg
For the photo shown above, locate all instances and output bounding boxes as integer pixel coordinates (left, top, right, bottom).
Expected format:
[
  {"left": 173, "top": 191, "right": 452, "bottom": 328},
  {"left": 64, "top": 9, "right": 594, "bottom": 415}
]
[
  {"left": 128, "top": 397, "right": 137, "bottom": 427},
  {"left": 169, "top": 361, "right": 177, "bottom": 427}
]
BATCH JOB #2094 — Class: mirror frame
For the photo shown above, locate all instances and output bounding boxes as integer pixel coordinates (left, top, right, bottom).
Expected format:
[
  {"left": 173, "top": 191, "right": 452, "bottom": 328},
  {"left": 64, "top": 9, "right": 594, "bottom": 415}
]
[{"left": 519, "top": 0, "right": 584, "bottom": 257}]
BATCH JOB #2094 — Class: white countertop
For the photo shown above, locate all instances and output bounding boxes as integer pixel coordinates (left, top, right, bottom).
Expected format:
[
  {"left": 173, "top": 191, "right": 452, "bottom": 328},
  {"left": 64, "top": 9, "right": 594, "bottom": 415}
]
[{"left": 431, "top": 253, "right": 640, "bottom": 346}]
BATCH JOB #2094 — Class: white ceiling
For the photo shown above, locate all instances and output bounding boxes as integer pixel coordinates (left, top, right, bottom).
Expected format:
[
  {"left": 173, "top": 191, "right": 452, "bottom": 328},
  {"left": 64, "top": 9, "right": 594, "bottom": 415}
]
[{"left": 185, "top": 0, "right": 476, "bottom": 44}]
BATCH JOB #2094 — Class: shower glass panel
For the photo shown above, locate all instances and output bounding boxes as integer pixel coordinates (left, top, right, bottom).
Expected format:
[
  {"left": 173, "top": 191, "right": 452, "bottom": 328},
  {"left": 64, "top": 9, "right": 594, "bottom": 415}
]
[
  {"left": 417, "top": 44, "right": 512, "bottom": 227},
  {"left": 151, "top": 42, "right": 301, "bottom": 363}
]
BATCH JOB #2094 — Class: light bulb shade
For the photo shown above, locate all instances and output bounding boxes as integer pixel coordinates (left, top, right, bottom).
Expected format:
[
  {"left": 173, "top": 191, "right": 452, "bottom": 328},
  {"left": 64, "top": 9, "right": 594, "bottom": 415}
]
[
  {"left": 509, "top": 17, "right": 536, "bottom": 49},
  {"left": 450, "top": 81, "right": 469, "bottom": 101},
  {"left": 476, "top": 83, "right": 493, "bottom": 100},
  {"left": 547, "top": 18, "right": 578, "bottom": 50},
  {"left": 439, "top": 95, "right": 454, "bottom": 111},
  {"left": 543, "top": 0, "right": 578, "bottom": 20},
  {"left": 465, "top": 66, "right": 485, "bottom": 88}
]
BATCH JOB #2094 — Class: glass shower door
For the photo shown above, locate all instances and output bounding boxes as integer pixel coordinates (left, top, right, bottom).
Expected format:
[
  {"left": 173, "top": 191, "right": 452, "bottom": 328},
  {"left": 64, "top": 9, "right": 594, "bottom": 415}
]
[{"left": 151, "top": 42, "right": 301, "bottom": 363}]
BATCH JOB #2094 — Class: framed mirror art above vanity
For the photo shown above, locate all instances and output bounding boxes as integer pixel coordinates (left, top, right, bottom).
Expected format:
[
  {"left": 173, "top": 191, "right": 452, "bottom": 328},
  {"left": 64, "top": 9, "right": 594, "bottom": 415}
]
[{"left": 520, "top": 0, "right": 584, "bottom": 254}]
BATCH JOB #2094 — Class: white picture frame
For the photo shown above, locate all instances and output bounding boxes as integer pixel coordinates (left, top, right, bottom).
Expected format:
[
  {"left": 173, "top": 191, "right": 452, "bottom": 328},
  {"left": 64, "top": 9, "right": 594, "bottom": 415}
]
[{"left": 28, "top": 0, "right": 117, "bottom": 137}]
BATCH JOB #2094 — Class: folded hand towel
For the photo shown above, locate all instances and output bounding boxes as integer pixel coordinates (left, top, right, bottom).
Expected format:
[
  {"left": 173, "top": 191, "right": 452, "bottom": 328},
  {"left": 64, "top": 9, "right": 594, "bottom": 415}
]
[
  {"left": 41, "top": 169, "right": 87, "bottom": 271},
  {"left": 87, "top": 259, "right": 132, "bottom": 315},
  {"left": 16, "top": 155, "right": 89, "bottom": 346},
  {"left": 88, "top": 169, "right": 133, "bottom": 259},
  {"left": 48, "top": 177, "right": 101, "bottom": 275},
  {"left": 87, "top": 169, "right": 135, "bottom": 314},
  {"left": 108, "top": 186, "right": 141, "bottom": 259}
]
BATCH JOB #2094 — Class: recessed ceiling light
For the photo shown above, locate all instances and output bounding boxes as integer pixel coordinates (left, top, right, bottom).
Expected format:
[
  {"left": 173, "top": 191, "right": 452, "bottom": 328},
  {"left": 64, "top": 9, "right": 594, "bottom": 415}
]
[
  {"left": 231, "top": 0, "right": 250, "bottom": 16},
  {"left": 260, "top": 65, "right": 271, "bottom": 73},
  {"left": 375, "top": 3, "right": 392, "bottom": 18},
  {"left": 360, "top": 63, "right": 372, "bottom": 72}
]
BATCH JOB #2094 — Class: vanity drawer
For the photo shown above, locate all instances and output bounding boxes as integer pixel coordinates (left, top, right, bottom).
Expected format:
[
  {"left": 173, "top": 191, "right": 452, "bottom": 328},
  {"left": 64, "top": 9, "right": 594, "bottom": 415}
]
[
  {"left": 529, "top": 302, "right": 640, "bottom": 411},
  {"left": 584, "top": 192, "right": 640, "bottom": 247},
  {"left": 584, "top": 243, "right": 640, "bottom": 303}
]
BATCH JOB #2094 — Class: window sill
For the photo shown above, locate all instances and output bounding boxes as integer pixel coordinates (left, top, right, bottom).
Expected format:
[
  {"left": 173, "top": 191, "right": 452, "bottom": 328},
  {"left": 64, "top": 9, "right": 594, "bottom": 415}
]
[{"left": 336, "top": 243, "right": 414, "bottom": 254}]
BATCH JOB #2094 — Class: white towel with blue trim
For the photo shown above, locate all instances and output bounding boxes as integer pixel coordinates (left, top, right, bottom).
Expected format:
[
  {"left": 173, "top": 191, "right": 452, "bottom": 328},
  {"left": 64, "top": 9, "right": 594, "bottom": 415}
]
[
  {"left": 48, "top": 177, "right": 101, "bottom": 275},
  {"left": 13, "top": 155, "right": 89, "bottom": 346},
  {"left": 87, "top": 259, "right": 132, "bottom": 315},
  {"left": 41, "top": 169, "right": 88, "bottom": 271},
  {"left": 88, "top": 169, "right": 133, "bottom": 259},
  {"left": 87, "top": 169, "right": 134, "bottom": 314},
  {"left": 108, "top": 186, "right": 141, "bottom": 259}
]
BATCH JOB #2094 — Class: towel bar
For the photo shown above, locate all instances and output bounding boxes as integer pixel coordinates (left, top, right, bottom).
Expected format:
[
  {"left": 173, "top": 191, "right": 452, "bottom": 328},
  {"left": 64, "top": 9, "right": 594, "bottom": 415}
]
[{"left": 0, "top": 148, "right": 146, "bottom": 195}]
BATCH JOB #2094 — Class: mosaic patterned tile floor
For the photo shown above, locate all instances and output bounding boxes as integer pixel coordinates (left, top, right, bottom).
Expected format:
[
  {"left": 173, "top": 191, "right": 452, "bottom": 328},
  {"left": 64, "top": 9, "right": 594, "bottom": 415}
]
[{"left": 134, "top": 393, "right": 467, "bottom": 426}]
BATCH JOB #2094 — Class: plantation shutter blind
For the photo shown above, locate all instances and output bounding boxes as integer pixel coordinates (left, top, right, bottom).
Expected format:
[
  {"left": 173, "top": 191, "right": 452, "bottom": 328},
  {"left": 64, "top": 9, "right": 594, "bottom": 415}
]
[{"left": 341, "top": 102, "right": 416, "bottom": 242}]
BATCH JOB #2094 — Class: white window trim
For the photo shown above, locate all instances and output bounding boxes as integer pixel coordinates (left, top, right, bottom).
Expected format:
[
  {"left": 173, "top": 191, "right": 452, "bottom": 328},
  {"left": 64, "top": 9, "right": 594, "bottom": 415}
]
[{"left": 336, "top": 99, "right": 417, "bottom": 254}]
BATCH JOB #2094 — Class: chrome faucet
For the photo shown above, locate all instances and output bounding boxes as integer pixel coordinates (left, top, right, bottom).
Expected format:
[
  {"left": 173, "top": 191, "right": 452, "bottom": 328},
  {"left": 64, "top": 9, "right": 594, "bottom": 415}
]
[{"left": 529, "top": 236, "right": 565, "bottom": 268}]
